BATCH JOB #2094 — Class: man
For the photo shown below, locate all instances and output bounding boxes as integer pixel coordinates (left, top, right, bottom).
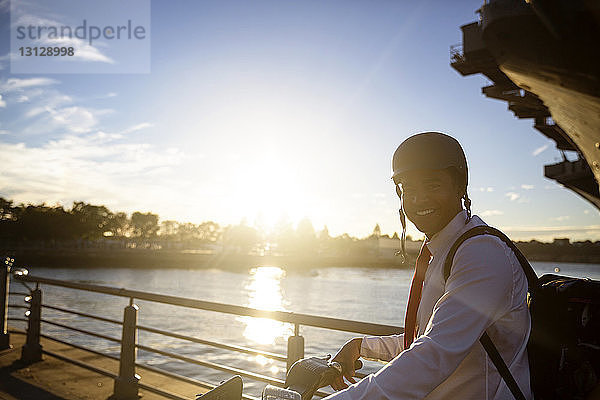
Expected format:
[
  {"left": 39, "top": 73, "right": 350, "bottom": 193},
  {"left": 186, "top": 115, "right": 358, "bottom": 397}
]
[{"left": 326, "top": 132, "right": 532, "bottom": 399}]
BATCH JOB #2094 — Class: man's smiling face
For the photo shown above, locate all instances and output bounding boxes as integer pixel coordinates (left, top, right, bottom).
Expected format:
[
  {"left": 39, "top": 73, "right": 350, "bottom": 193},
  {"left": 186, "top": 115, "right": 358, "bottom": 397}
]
[{"left": 400, "top": 168, "right": 463, "bottom": 238}]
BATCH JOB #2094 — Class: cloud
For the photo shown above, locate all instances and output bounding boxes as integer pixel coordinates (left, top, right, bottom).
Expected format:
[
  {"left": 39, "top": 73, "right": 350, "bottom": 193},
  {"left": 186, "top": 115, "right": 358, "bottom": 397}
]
[
  {"left": 551, "top": 216, "right": 570, "bottom": 222},
  {"left": 0, "top": 95, "right": 5, "bottom": 108},
  {"left": 11, "top": 84, "right": 112, "bottom": 135},
  {"left": 504, "top": 190, "right": 529, "bottom": 203},
  {"left": 92, "top": 92, "right": 118, "bottom": 100},
  {"left": 10, "top": 87, "right": 46, "bottom": 104},
  {"left": 24, "top": 107, "right": 47, "bottom": 118},
  {"left": 0, "top": 130, "right": 9, "bottom": 135},
  {"left": 505, "top": 192, "right": 520, "bottom": 201},
  {"left": 544, "top": 185, "right": 559, "bottom": 190},
  {"left": 0, "top": 52, "right": 21, "bottom": 71},
  {"left": 23, "top": 102, "right": 99, "bottom": 134},
  {"left": 48, "top": 106, "right": 98, "bottom": 133},
  {"left": 481, "top": 210, "right": 504, "bottom": 217},
  {"left": 584, "top": 209, "right": 590, "bottom": 214},
  {"left": 121, "top": 122, "right": 153, "bottom": 134},
  {"left": 0, "top": 77, "right": 59, "bottom": 92},
  {"left": 48, "top": 37, "right": 115, "bottom": 64},
  {"left": 479, "top": 187, "right": 494, "bottom": 192},
  {"left": 0, "top": 134, "right": 184, "bottom": 207},
  {"left": 532, "top": 144, "right": 549, "bottom": 156},
  {"left": 521, "top": 184, "right": 534, "bottom": 190}
]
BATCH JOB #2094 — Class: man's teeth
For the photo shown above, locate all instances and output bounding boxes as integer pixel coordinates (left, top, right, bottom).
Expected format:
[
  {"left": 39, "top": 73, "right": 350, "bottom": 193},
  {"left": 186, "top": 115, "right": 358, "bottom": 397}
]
[{"left": 416, "top": 209, "right": 434, "bottom": 216}]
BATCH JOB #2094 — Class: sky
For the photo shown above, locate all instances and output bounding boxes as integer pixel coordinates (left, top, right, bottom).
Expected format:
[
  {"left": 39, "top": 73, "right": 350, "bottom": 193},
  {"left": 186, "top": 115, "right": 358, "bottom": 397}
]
[{"left": 0, "top": 0, "right": 599, "bottom": 242}]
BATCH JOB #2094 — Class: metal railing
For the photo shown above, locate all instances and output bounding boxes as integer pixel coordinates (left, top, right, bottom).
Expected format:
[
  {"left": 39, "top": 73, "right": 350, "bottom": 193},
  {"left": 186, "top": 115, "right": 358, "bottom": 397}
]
[
  {"left": 450, "top": 43, "right": 464, "bottom": 63},
  {"left": 0, "top": 260, "right": 402, "bottom": 400}
]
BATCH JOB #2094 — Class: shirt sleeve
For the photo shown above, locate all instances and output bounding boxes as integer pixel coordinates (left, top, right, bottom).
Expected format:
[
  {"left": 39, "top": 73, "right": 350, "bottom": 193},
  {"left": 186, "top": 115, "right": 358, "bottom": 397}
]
[
  {"left": 324, "top": 235, "right": 514, "bottom": 400},
  {"left": 360, "top": 334, "right": 405, "bottom": 361}
]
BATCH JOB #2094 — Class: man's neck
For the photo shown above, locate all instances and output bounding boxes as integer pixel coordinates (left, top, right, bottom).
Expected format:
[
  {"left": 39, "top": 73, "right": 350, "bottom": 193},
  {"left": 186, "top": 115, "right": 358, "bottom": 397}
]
[{"left": 424, "top": 209, "right": 465, "bottom": 240}]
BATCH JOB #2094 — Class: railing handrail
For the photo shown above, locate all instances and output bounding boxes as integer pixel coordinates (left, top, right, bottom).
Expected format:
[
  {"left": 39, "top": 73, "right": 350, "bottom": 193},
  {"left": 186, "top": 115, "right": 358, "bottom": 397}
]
[
  {"left": 14, "top": 274, "right": 403, "bottom": 336},
  {"left": 39, "top": 301, "right": 288, "bottom": 362}
]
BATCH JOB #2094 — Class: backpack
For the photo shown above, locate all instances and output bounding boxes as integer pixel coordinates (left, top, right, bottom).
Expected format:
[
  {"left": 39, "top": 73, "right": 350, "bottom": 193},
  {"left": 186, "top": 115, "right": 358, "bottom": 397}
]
[{"left": 443, "top": 225, "right": 600, "bottom": 400}]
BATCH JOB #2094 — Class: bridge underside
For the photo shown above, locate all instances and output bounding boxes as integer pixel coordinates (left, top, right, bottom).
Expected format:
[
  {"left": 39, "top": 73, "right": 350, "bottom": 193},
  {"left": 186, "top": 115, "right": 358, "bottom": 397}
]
[{"left": 451, "top": 0, "right": 600, "bottom": 210}]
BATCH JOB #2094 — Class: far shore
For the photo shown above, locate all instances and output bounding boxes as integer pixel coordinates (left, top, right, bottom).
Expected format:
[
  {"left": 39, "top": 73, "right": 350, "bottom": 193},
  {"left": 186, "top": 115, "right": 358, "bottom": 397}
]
[
  {"left": 4, "top": 248, "right": 600, "bottom": 270},
  {"left": 6, "top": 248, "right": 415, "bottom": 270}
]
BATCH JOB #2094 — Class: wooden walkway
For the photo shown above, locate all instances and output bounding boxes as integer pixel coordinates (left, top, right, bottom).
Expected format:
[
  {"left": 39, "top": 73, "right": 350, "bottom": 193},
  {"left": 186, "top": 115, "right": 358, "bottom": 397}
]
[{"left": 0, "top": 331, "right": 211, "bottom": 400}]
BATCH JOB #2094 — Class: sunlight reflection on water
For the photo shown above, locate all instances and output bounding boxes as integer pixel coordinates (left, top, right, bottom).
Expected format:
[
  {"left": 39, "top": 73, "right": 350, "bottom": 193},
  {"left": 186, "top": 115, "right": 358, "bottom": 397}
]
[{"left": 239, "top": 266, "right": 293, "bottom": 346}]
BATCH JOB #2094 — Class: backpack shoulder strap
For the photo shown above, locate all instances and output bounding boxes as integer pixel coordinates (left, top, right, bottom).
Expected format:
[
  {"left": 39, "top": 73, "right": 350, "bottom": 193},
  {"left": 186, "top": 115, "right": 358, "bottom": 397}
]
[
  {"left": 443, "top": 225, "right": 538, "bottom": 290},
  {"left": 442, "top": 225, "right": 538, "bottom": 400},
  {"left": 480, "top": 332, "right": 527, "bottom": 400}
]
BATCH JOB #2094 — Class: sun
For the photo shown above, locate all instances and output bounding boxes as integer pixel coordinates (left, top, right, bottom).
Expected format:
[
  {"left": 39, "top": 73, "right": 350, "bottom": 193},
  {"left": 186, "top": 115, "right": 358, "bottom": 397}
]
[{"left": 236, "top": 154, "right": 306, "bottom": 229}]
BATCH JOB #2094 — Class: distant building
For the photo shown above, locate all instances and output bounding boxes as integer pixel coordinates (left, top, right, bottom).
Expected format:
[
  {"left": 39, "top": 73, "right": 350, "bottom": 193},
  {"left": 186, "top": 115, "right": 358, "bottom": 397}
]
[
  {"left": 553, "top": 238, "right": 570, "bottom": 246},
  {"left": 376, "top": 236, "right": 422, "bottom": 259}
]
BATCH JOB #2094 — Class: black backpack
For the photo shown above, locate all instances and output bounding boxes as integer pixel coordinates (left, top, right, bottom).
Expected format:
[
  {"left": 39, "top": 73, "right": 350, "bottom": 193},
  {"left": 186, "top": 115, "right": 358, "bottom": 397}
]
[{"left": 443, "top": 226, "right": 600, "bottom": 400}]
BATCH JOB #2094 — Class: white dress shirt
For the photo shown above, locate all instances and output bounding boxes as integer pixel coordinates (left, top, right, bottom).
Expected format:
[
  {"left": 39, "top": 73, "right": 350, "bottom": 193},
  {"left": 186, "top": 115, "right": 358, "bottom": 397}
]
[{"left": 325, "top": 211, "right": 532, "bottom": 400}]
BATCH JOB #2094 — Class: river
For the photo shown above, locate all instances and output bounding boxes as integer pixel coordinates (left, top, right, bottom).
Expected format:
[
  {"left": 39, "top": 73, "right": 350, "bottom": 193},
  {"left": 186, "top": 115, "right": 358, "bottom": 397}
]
[{"left": 7, "top": 262, "right": 600, "bottom": 397}]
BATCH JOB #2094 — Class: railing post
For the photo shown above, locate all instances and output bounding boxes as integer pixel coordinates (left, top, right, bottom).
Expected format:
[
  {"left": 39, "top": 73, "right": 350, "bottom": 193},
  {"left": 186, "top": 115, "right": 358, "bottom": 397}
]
[
  {"left": 112, "top": 301, "right": 140, "bottom": 400},
  {"left": 21, "top": 287, "right": 42, "bottom": 363},
  {"left": 0, "top": 259, "right": 10, "bottom": 350},
  {"left": 286, "top": 323, "right": 304, "bottom": 371}
]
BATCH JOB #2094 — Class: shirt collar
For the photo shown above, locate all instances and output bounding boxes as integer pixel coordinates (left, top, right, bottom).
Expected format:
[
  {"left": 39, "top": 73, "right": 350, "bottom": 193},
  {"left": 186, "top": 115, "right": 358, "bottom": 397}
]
[{"left": 426, "top": 210, "right": 468, "bottom": 259}]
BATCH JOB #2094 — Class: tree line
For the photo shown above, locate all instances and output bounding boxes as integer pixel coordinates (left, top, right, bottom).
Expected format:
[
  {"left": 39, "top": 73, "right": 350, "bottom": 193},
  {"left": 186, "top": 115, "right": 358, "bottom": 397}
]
[
  {"left": 0, "top": 197, "right": 396, "bottom": 256},
  {"left": 1, "top": 197, "right": 598, "bottom": 263},
  {"left": 0, "top": 197, "right": 224, "bottom": 244}
]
